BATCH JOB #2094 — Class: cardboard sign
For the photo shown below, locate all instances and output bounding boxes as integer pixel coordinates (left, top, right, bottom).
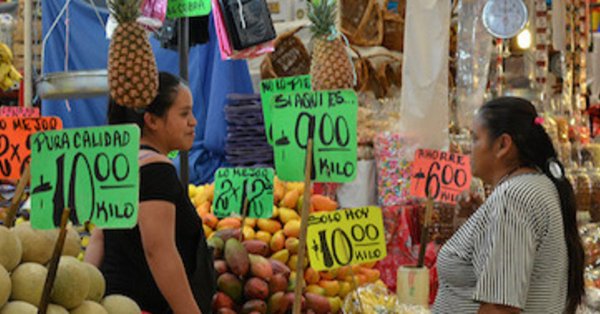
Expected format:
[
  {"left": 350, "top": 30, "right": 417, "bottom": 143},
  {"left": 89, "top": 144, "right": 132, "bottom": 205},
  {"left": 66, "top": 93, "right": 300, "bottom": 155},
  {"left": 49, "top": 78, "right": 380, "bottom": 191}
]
[
  {"left": 271, "top": 89, "right": 358, "bottom": 182},
  {"left": 307, "top": 206, "right": 387, "bottom": 271},
  {"left": 0, "top": 117, "right": 62, "bottom": 180},
  {"left": 213, "top": 167, "right": 274, "bottom": 218},
  {"left": 167, "top": 0, "right": 211, "bottom": 18},
  {"left": 260, "top": 75, "right": 312, "bottom": 144},
  {"left": 409, "top": 149, "right": 471, "bottom": 204},
  {"left": 30, "top": 125, "right": 140, "bottom": 230},
  {"left": 0, "top": 106, "right": 40, "bottom": 118}
]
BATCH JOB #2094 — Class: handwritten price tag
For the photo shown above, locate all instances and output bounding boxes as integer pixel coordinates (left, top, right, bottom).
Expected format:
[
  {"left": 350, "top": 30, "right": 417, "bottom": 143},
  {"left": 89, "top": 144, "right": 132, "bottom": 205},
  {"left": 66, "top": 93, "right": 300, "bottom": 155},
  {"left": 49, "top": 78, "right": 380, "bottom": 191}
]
[
  {"left": 0, "top": 106, "right": 40, "bottom": 118},
  {"left": 306, "top": 206, "right": 387, "bottom": 271},
  {"left": 30, "top": 125, "right": 140, "bottom": 230},
  {"left": 213, "top": 167, "right": 274, "bottom": 219},
  {"left": 271, "top": 89, "right": 358, "bottom": 183},
  {"left": 167, "top": 0, "right": 211, "bottom": 18},
  {"left": 260, "top": 75, "right": 312, "bottom": 144},
  {"left": 0, "top": 117, "right": 62, "bottom": 179},
  {"left": 409, "top": 149, "right": 471, "bottom": 204}
]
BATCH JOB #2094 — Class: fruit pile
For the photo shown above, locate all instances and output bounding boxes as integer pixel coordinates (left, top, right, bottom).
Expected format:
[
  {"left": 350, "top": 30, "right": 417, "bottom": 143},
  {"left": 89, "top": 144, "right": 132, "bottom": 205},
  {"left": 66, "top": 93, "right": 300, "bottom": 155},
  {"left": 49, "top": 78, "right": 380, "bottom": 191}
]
[
  {"left": 189, "top": 178, "right": 382, "bottom": 313},
  {"left": 0, "top": 222, "right": 141, "bottom": 314}
]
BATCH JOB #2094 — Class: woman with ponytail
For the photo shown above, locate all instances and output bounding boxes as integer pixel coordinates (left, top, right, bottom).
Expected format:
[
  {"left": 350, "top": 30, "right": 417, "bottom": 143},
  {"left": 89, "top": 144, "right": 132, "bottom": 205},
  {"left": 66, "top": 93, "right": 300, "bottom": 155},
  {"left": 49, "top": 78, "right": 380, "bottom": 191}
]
[{"left": 433, "top": 97, "right": 584, "bottom": 313}]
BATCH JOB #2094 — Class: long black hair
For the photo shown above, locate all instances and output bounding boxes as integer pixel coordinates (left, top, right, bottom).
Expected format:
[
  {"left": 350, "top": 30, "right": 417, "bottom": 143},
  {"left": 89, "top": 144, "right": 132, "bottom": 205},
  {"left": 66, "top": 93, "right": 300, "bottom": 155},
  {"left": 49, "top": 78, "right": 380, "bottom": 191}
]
[
  {"left": 478, "top": 97, "right": 584, "bottom": 313},
  {"left": 107, "top": 72, "right": 185, "bottom": 131}
]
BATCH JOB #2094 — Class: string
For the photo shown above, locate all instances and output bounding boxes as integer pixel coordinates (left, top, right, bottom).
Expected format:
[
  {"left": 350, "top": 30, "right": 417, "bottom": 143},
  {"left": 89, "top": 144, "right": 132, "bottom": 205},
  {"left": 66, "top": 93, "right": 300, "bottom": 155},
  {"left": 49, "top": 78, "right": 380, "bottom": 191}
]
[
  {"left": 236, "top": 0, "right": 247, "bottom": 29},
  {"left": 64, "top": 2, "right": 71, "bottom": 112}
]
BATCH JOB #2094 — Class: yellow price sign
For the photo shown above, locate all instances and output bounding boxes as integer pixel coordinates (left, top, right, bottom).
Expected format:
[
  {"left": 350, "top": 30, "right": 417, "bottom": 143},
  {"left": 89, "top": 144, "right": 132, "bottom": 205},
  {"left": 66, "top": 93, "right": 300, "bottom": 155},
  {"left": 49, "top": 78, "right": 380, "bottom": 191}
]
[{"left": 306, "top": 206, "right": 387, "bottom": 271}]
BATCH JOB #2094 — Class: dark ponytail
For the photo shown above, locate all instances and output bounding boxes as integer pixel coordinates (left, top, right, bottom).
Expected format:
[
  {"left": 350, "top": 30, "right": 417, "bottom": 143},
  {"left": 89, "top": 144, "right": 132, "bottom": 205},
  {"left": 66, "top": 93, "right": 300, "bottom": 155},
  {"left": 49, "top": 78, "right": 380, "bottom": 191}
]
[
  {"left": 107, "top": 71, "right": 186, "bottom": 130},
  {"left": 479, "top": 97, "right": 584, "bottom": 313}
]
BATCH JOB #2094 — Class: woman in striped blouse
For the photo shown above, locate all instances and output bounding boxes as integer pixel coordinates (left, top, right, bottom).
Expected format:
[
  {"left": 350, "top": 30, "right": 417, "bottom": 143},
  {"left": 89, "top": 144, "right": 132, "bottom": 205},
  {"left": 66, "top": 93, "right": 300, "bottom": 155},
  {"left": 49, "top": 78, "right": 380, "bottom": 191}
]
[{"left": 433, "top": 97, "right": 584, "bottom": 313}]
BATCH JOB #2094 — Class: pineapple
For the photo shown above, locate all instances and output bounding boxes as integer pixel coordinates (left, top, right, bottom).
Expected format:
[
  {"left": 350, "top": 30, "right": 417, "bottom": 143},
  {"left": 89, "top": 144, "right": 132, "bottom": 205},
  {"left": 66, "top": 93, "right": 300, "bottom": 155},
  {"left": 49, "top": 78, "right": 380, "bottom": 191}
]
[
  {"left": 308, "top": 0, "right": 354, "bottom": 91},
  {"left": 107, "top": 0, "right": 158, "bottom": 109}
]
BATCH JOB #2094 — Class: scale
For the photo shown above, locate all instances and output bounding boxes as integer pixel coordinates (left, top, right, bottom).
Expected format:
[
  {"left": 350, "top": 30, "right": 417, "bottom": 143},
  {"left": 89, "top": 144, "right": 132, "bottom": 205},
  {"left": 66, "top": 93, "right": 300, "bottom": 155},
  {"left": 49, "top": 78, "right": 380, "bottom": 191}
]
[{"left": 482, "top": 0, "right": 529, "bottom": 39}]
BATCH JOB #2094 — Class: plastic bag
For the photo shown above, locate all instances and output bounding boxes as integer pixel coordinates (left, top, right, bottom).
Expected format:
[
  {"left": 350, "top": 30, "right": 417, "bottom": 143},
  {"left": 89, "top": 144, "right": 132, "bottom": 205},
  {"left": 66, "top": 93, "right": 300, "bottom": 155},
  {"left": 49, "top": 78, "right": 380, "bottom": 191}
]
[{"left": 141, "top": 0, "right": 168, "bottom": 25}]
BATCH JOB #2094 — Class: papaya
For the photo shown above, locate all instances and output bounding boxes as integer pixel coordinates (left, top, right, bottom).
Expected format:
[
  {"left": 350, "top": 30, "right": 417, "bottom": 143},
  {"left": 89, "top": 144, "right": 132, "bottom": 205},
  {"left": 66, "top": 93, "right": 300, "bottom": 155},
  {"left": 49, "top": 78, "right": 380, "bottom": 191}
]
[
  {"left": 311, "top": 195, "right": 337, "bottom": 212},
  {"left": 242, "top": 240, "right": 270, "bottom": 257},
  {"left": 224, "top": 239, "right": 249, "bottom": 277},
  {"left": 305, "top": 293, "right": 331, "bottom": 314},
  {"left": 217, "top": 217, "right": 241, "bottom": 230},
  {"left": 269, "top": 259, "right": 291, "bottom": 277},
  {"left": 257, "top": 219, "right": 282, "bottom": 234},
  {"left": 212, "top": 292, "right": 235, "bottom": 312},
  {"left": 268, "top": 273, "right": 288, "bottom": 294},
  {"left": 248, "top": 254, "right": 273, "bottom": 280},
  {"left": 244, "top": 277, "right": 269, "bottom": 299},
  {"left": 214, "top": 260, "right": 228, "bottom": 275},
  {"left": 241, "top": 299, "right": 267, "bottom": 314},
  {"left": 217, "top": 273, "right": 243, "bottom": 302},
  {"left": 280, "top": 189, "right": 300, "bottom": 209},
  {"left": 267, "top": 291, "right": 289, "bottom": 314},
  {"left": 269, "top": 231, "right": 285, "bottom": 252}
]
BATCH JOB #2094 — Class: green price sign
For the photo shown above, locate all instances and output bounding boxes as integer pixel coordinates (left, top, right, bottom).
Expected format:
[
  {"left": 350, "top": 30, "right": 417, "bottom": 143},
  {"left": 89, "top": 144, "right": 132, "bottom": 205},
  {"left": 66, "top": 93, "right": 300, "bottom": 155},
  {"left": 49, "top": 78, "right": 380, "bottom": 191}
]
[
  {"left": 260, "top": 75, "right": 312, "bottom": 144},
  {"left": 30, "top": 125, "right": 140, "bottom": 230},
  {"left": 271, "top": 89, "right": 358, "bottom": 182},
  {"left": 167, "top": 0, "right": 211, "bottom": 18},
  {"left": 213, "top": 167, "right": 274, "bottom": 219}
]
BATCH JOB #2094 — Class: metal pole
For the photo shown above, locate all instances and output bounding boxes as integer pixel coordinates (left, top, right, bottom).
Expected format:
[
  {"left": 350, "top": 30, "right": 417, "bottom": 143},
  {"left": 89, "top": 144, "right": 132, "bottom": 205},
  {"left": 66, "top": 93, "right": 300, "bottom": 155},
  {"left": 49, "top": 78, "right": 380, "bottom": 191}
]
[
  {"left": 178, "top": 17, "right": 190, "bottom": 186},
  {"left": 24, "top": 0, "right": 32, "bottom": 107}
]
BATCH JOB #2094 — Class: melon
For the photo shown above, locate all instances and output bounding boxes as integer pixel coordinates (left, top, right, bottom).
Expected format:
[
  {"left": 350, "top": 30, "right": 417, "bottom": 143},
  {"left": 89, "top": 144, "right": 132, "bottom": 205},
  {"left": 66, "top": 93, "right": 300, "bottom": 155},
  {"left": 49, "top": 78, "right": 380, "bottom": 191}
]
[
  {"left": 83, "top": 262, "right": 106, "bottom": 302},
  {"left": 0, "top": 226, "right": 21, "bottom": 271},
  {"left": 101, "top": 295, "right": 142, "bottom": 314},
  {"left": 0, "top": 301, "right": 37, "bottom": 314},
  {"left": 0, "top": 265, "right": 9, "bottom": 308},
  {"left": 13, "top": 222, "right": 80, "bottom": 265},
  {"left": 47, "top": 304, "right": 68, "bottom": 314},
  {"left": 70, "top": 301, "right": 108, "bottom": 314},
  {"left": 50, "top": 256, "right": 89, "bottom": 309},
  {"left": 10, "top": 262, "right": 47, "bottom": 307},
  {"left": 63, "top": 226, "right": 82, "bottom": 257}
]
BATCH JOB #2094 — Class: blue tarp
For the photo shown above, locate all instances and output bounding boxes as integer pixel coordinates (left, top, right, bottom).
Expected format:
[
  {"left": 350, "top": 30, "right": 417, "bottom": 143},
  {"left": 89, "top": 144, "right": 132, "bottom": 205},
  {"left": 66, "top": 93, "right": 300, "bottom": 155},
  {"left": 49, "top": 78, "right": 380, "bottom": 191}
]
[{"left": 42, "top": 0, "right": 254, "bottom": 184}]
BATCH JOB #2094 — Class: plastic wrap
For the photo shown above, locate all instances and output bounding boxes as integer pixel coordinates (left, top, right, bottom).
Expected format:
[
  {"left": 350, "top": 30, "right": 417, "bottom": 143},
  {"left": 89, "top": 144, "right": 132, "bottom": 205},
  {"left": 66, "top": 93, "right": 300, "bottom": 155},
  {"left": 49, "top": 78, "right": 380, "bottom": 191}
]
[
  {"left": 342, "top": 281, "right": 430, "bottom": 314},
  {"left": 455, "top": 0, "right": 493, "bottom": 129},
  {"left": 141, "top": 0, "right": 167, "bottom": 27}
]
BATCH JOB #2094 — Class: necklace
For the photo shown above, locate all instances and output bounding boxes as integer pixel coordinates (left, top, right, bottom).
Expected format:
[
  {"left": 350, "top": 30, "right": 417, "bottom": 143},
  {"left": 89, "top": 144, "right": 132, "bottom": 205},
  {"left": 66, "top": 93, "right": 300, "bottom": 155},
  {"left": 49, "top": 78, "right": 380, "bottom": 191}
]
[{"left": 494, "top": 166, "right": 522, "bottom": 189}]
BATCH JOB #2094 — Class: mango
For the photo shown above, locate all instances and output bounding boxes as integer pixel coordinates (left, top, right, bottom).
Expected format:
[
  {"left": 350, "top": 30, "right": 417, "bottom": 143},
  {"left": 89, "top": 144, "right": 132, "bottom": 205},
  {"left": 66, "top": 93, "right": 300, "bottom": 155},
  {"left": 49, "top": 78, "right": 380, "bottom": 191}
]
[
  {"left": 285, "top": 182, "right": 305, "bottom": 194},
  {"left": 318, "top": 280, "right": 340, "bottom": 297},
  {"left": 212, "top": 292, "right": 235, "bottom": 312},
  {"left": 242, "top": 226, "right": 255, "bottom": 241},
  {"left": 338, "top": 281, "right": 352, "bottom": 298},
  {"left": 212, "top": 228, "right": 241, "bottom": 243},
  {"left": 196, "top": 201, "right": 210, "bottom": 218},
  {"left": 311, "top": 195, "right": 337, "bottom": 212},
  {"left": 203, "top": 225, "right": 213, "bottom": 239},
  {"left": 284, "top": 237, "right": 300, "bottom": 254},
  {"left": 243, "top": 218, "right": 257, "bottom": 228},
  {"left": 287, "top": 254, "right": 307, "bottom": 272},
  {"left": 273, "top": 177, "right": 285, "bottom": 204},
  {"left": 269, "top": 231, "right": 285, "bottom": 252},
  {"left": 297, "top": 195, "right": 304, "bottom": 211},
  {"left": 319, "top": 269, "right": 338, "bottom": 280},
  {"left": 217, "top": 309, "right": 236, "bottom": 314},
  {"left": 249, "top": 254, "right": 273, "bottom": 280},
  {"left": 305, "top": 293, "right": 331, "bottom": 314},
  {"left": 241, "top": 300, "right": 267, "bottom": 314},
  {"left": 359, "top": 267, "right": 381, "bottom": 283},
  {"left": 335, "top": 266, "right": 352, "bottom": 280},
  {"left": 255, "top": 231, "right": 272, "bottom": 244},
  {"left": 224, "top": 239, "right": 249, "bottom": 277},
  {"left": 327, "top": 296, "right": 342, "bottom": 313},
  {"left": 269, "top": 273, "right": 288, "bottom": 294},
  {"left": 361, "top": 261, "right": 377, "bottom": 268},
  {"left": 244, "top": 277, "right": 269, "bottom": 299},
  {"left": 284, "top": 292, "right": 305, "bottom": 311},
  {"left": 269, "top": 259, "right": 291, "bottom": 277},
  {"left": 306, "top": 284, "right": 326, "bottom": 296},
  {"left": 243, "top": 240, "right": 270, "bottom": 257},
  {"left": 280, "top": 189, "right": 300, "bottom": 209},
  {"left": 207, "top": 236, "right": 224, "bottom": 259},
  {"left": 257, "top": 219, "right": 282, "bottom": 234},
  {"left": 278, "top": 208, "right": 300, "bottom": 224},
  {"left": 287, "top": 271, "right": 297, "bottom": 292},
  {"left": 203, "top": 213, "right": 219, "bottom": 229},
  {"left": 206, "top": 184, "right": 215, "bottom": 202},
  {"left": 217, "top": 217, "right": 241, "bottom": 230},
  {"left": 214, "top": 260, "right": 228, "bottom": 275},
  {"left": 267, "top": 291, "right": 290, "bottom": 314},
  {"left": 304, "top": 267, "right": 320, "bottom": 285},
  {"left": 270, "top": 249, "right": 290, "bottom": 264},
  {"left": 283, "top": 220, "right": 301, "bottom": 238},
  {"left": 271, "top": 206, "right": 279, "bottom": 219},
  {"left": 217, "top": 273, "right": 243, "bottom": 302}
]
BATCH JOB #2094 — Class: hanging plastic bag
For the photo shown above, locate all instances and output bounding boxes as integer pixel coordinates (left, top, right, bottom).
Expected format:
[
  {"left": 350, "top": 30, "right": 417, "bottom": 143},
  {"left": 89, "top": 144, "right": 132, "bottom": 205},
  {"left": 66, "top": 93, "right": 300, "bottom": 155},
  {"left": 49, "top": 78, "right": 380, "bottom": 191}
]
[{"left": 140, "top": 0, "right": 167, "bottom": 27}]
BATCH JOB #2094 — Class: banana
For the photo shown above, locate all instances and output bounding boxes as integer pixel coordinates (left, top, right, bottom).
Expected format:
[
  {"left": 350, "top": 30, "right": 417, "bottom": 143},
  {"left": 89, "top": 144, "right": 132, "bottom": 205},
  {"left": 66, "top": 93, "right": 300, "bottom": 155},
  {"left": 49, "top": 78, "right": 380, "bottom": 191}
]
[
  {"left": 8, "top": 67, "right": 21, "bottom": 81},
  {"left": 2, "top": 77, "right": 13, "bottom": 90},
  {"left": 0, "top": 63, "right": 11, "bottom": 79},
  {"left": 0, "top": 43, "right": 13, "bottom": 62}
]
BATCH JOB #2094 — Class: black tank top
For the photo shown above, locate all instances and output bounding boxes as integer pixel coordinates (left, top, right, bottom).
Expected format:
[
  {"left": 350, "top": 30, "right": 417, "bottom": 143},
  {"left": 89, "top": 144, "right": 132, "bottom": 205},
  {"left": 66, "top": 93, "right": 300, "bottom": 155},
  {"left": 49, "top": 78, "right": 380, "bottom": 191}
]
[{"left": 100, "top": 146, "right": 216, "bottom": 313}]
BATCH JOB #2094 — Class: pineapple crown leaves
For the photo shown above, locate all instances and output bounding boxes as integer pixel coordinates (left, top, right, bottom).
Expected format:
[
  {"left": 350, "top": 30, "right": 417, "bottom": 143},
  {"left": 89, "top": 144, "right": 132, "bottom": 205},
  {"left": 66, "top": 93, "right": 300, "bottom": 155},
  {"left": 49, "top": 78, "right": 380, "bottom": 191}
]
[
  {"left": 308, "top": 0, "right": 339, "bottom": 40},
  {"left": 107, "top": 0, "right": 142, "bottom": 24}
]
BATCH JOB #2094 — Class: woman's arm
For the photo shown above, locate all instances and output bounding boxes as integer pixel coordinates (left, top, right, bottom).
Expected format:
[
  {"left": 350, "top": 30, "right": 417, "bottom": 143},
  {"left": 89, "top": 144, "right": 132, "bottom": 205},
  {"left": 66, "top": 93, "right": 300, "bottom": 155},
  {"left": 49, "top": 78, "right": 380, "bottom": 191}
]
[
  {"left": 84, "top": 228, "right": 104, "bottom": 267},
  {"left": 138, "top": 200, "right": 201, "bottom": 314},
  {"left": 478, "top": 303, "right": 521, "bottom": 313}
]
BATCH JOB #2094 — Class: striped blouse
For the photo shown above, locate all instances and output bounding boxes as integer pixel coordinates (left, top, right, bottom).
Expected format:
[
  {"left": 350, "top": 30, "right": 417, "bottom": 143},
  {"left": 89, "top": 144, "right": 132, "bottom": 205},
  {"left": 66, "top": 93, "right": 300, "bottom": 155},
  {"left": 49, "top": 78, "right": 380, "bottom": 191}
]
[{"left": 433, "top": 173, "right": 568, "bottom": 313}]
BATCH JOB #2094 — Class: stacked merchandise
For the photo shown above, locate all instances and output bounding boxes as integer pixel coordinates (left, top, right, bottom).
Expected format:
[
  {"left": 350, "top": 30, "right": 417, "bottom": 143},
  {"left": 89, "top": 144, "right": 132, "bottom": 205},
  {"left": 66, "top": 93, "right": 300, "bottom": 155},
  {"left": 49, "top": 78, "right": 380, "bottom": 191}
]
[
  {"left": 13, "top": 0, "right": 42, "bottom": 72},
  {"left": 224, "top": 94, "right": 273, "bottom": 167}
]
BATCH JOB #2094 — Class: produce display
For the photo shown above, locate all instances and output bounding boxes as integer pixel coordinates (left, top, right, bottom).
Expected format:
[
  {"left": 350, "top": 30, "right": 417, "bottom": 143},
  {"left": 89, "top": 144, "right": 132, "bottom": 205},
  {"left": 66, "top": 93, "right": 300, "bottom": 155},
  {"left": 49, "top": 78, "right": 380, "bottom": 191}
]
[
  {"left": 0, "top": 43, "right": 22, "bottom": 91},
  {"left": 190, "top": 177, "right": 382, "bottom": 313},
  {"left": 0, "top": 223, "right": 141, "bottom": 313}
]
